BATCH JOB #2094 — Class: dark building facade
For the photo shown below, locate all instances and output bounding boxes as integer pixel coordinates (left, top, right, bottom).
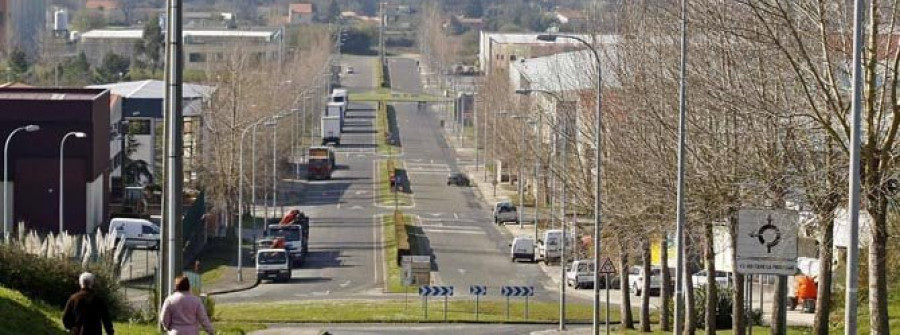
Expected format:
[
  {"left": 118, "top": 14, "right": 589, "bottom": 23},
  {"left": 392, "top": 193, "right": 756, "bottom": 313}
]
[{"left": 0, "top": 87, "right": 110, "bottom": 234}]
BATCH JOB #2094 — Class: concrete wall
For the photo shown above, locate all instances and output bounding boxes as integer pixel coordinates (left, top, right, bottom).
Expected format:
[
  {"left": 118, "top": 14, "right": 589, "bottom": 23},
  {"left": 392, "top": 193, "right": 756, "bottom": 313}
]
[{"left": 85, "top": 174, "right": 103, "bottom": 233}]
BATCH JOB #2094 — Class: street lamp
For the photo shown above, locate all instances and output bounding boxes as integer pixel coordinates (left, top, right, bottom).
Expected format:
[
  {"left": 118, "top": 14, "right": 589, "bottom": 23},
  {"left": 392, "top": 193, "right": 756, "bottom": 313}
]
[
  {"left": 237, "top": 117, "right": 268, "bottom": 282},
  {"left": 59, "top": 132, "right": 87, "bottom": 234},
  {"left": 537, "top": 33, "right": 604, "bottom": 335},
  {"left": 3, "top": 124, "right": 39, "bottom": 243},
  {"left": 509, "top": 115, "right": 536, "bottom": 230}
]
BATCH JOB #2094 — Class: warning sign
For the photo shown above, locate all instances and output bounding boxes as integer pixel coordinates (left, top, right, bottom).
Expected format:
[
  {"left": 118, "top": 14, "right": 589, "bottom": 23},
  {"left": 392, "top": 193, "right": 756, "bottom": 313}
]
[{"left": 598, "top": 257, "right": 617, "bottom": 274}]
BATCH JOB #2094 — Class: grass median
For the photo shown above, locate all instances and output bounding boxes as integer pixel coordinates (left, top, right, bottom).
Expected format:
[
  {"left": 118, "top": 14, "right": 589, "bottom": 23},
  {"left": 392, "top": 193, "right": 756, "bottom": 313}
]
[
  {"left": 376, "top": 159, "right": 412, "bottom": 207},
  {"left": 376, "top": 102, "right": 402, "bottom": 155},
  {"left": 217, "top": 298, "right": 608, "bottom": 323},
  {"left": 381, "top": 212, "right": 419, "bottom": 293}
]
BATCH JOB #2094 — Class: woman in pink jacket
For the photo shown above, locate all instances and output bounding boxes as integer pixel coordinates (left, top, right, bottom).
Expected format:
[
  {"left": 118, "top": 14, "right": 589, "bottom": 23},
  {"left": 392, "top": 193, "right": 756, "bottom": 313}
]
[{"left": 159, "top": 276, "right": 214, "bottom": 335}]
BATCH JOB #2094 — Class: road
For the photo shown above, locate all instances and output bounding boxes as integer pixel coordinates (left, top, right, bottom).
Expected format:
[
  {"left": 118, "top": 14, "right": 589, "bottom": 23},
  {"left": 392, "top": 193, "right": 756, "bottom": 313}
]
[
  {"left": 217, "top": 55, "right": 383, "bottom": 303},
  {"left": 386, "top": 57, "right": 557, "bottom": 300}
]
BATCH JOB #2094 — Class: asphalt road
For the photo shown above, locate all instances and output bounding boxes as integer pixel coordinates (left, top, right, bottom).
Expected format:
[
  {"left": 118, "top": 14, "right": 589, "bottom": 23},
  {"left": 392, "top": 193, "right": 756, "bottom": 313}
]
[
  {"left": 386, "top": 58, "right": 556, "bottom": 300},
  {"left": 217, "top": 55, "right": 383, "bottom": 303}
]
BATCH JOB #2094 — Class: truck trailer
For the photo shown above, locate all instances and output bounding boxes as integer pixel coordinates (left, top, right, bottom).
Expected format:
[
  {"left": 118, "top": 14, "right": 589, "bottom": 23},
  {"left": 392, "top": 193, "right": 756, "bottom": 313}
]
[{"left": 321, "top": 115, "right": 341, "bottom": 145}]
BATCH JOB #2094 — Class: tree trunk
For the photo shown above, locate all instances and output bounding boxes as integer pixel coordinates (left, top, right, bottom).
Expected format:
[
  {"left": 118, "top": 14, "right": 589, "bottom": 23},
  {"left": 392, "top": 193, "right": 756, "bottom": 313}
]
[
  {"left": 813, "top": 211, "right": 834, "bottom": 335},
  {"left": 661, "top": 233, "right": 672, "bottom": 331},
  {"left": 640, "top": 240, "right": 652, "bottom": 332},
  {"left": 770, "top": 276, "right": 787, "bottom": 335},
  {"left": 684, "top": 250, "right": 697, "bottom": 335},
  {"left": 704, "top": 221, "right": 717, "bottom": 333},
  {"left": 730, "top": 213, "right": 745, "bottom": 335},
  {"left": 620, "top": 246, "right": 634, "bottom": 329},
  {"left": 867, "top": 192, "right": 889, "bottom": 335}
]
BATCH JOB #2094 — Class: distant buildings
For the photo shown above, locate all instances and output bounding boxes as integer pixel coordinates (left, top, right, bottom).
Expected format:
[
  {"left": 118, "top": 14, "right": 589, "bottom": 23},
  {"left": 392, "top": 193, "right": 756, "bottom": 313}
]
[
  {"left": 78, "top": 28, "right": 284, "bottom": 69},
  {"left": 0, "top": 0, "right": 47, "bottom": 57},
  {"left": 288, "top": 3, "right": 314, "bottom": 25},
  {"left": 478, "top": 32, "right": 597, "bottom": 74}
]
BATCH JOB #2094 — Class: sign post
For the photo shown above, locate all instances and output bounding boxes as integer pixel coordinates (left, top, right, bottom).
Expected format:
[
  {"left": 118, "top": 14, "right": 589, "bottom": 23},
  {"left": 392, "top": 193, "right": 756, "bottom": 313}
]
[
  {"left": 419, "top": 286, "right": 453, "bottom": 321},
  {"left": 469, "top": 286, "right": 487, "bottom": 320},
  {"left": 501, "top": 286, "right": 535, "bottom": 321},
  {"left": 598, "top": 257, "right": 617, "bottom": 334},
  {"left": 736, "top": 209, "right": 799, "bottom": 334}
]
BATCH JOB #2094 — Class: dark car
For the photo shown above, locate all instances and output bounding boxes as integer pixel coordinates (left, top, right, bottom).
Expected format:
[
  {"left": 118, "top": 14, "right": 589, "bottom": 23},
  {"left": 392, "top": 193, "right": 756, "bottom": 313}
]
[{"left": 447, "top": 173, "right": 470, "bottom": 186}]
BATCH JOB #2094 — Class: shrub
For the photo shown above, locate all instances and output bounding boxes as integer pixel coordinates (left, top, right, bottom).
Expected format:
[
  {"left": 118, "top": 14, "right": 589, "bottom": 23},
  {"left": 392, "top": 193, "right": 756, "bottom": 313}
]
[
  {"left": 394, "top": 211, "right": 410, "bottom": 264},
  {"left": 692, "top": 285, "right": 734, "bottom": 329},
  {"left": 0, "top": 245, "right": 131, "bottom": 320}
]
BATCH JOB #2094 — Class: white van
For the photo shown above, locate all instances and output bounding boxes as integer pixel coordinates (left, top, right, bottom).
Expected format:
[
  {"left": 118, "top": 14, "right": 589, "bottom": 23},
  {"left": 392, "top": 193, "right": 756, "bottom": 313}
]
[
  {"left": 509, "top": 236, "right": 535, "bottom": 263},
  {"left": 537, "top": 229, "right": 563, "bottom": 264},
  {"left": 566, "top": 260, "right": 595, "bottom": 289},
  {"left": 109, "top": 218, "right": 160, "bottom": 249}
]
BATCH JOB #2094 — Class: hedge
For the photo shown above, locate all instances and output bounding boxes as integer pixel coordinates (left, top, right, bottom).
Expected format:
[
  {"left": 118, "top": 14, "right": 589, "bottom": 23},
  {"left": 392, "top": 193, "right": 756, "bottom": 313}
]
[{"left": 394, "top": 210, "right": 410, "bottom": 265}]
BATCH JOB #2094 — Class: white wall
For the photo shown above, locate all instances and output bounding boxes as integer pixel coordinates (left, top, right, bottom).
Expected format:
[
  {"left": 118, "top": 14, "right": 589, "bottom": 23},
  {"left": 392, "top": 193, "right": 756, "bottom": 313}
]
[{"left": 85, "top": 175, "right": 104, "bottom": 233}]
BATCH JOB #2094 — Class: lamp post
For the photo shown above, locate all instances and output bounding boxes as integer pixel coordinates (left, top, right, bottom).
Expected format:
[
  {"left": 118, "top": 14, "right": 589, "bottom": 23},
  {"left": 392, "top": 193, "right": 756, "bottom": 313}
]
[
  {"left": 3, "top": 124, "right": 39, "bottom": 243},
  {"left": 537, "top": 33, "right": 603, "bottom": 335},
  {"left": 510, "top": 115, "right": 536, "bottom": 230},
  {"left": 237, "top": 117, "right": 268, "bottom": 281},
  {"left": 59, "top": 132, "right": 87, "bottom": 234}
]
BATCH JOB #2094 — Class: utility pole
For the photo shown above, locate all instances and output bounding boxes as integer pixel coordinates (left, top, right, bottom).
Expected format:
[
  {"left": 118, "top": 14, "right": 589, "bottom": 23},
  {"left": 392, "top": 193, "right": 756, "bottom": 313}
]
[
  {"left": 844, "top": 0, "right": 864, "bottom": 334},
  {"left": 379, "top": 2, "right": 386, "bottom": 66},
  {"left": 160, "top": 0, "right": 184, "bottom": 302}
]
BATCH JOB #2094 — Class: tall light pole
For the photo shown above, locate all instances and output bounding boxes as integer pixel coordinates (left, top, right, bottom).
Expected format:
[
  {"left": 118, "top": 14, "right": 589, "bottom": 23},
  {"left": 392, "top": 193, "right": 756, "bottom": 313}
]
[
  {"left": 59, "top": 132, "right": 87, "bottom": 234},
  {"left": 3, "top": 124, "right": 39, "bottom": 243},
  {"left": 269, "top": 117, "right": 281, "bottom": 219},
  {"left": 845, "top": 0, "right": 864, "bottom": 333},
  {"left": 237, "top": 117, "right": 267, "bottom": 281},
  {"left": 537, "top": 34, "right": 603, "bottom": 334},
  {"left": 515, "top": 89, "right": 562, "bottom": 246}
]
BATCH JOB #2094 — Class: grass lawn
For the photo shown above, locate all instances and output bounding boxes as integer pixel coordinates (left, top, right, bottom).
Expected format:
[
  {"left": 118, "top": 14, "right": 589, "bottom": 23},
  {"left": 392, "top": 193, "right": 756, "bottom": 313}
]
[
  {"left": 375, "top": 159, "right": 413, "bottom": 207},
  {"left": 196, "top": 239, "right": 239, "bottom": 290},
  {"left": 0, "top": 285, "right": 263, "bottom": 335},
  {"left": 216, "top": 298, "right": 624, "bottom": 323}
]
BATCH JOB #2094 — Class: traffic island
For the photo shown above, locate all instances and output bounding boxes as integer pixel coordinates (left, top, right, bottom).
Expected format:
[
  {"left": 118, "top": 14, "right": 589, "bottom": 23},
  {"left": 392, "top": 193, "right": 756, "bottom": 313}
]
[{"left": 375, "top": 159, "right": 413, "bottom": 207}]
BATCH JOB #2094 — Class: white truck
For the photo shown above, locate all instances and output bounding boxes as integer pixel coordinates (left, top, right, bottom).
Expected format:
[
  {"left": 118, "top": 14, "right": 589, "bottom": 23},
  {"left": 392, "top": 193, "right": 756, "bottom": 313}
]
[
  {"left": 256, "top": 248, "right": 291, "bottom": 282},
  {"left": 566, "top": 260, "right": 595, "bottom": 289},
  {"left": 330, "top": 89, "right": 348, "bottom": 104},
  {"left": 326, "top": 101, "right": 346, "bottom": 130},
  {"left": 509, "top": 236, "right": 535, "bottom": 263},
  {"left": 321, "top": 115, "right": 341, "bottom": 145}
]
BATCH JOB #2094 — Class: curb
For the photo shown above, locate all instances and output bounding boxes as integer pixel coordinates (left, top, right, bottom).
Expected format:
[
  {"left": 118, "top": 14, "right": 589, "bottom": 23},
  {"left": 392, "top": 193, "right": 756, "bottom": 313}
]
[{"left": 207, "top": 279, "right": 261, "bottom": 296}]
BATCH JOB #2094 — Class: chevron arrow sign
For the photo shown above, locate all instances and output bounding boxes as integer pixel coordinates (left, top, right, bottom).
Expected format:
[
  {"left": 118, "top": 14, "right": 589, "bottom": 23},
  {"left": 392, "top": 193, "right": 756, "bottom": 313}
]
[
  {"left": 501, "top": 286, "right": 534, "bottom": 297},
  {"left": 419, "top": 285, "right": 454, "bottom": 297},
  {"left": 469, "top": 285, "right": 487, "bottom": 296}
]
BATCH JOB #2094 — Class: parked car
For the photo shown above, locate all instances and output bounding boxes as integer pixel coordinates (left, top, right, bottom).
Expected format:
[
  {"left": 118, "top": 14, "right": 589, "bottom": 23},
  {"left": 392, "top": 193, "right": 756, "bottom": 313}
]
[
  {"left": 109, "top": 218, "right": 160, "bottom": 249},
  {"left": 446, "top": 173, "right": 470, "bottom": 186},
  {"left": 628, "top": 265, "right": 663, "bottom": 296},
  {"left": 509, "top": 236, "right": 535, "bottom": 262},
  {"left": 692, "top": 270, "right": 733, "bottom": 288},
  {"left": 493, "top": 202, "right": 519, "bottom": 225},
  {"left": 537, "top": 230, "right": 563, "bottom": 265}
]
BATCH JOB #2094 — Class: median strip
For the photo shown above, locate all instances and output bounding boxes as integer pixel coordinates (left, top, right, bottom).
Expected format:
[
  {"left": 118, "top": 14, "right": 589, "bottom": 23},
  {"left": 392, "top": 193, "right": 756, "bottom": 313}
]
[{"left": 375, "top": 159, "right": 413, "bottom": 207}]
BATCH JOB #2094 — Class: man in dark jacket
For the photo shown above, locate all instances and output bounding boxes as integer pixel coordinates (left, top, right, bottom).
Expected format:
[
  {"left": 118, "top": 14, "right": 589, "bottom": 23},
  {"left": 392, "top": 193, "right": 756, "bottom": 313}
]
[{"left": 62, "top": 272, "right": 115, "bottom": 335}]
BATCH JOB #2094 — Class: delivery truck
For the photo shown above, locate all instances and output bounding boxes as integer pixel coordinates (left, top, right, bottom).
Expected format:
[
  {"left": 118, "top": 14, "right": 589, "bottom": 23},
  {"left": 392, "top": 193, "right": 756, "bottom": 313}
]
[
  {"left": 321, "top": 115, "right": 341, "bottom": 145},
  {"left": 326, "top": 102, "right": 346, "bottom": 129},
  {"left": 307, "top": 146, "right": 335, "bottom": 180}
]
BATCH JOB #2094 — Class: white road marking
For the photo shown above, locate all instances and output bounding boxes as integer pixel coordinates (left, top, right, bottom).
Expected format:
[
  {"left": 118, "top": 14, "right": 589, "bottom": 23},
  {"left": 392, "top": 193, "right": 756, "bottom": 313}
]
[
  {"left": 340, "top": 280, "right": 352, "bottom": 288},
  {"left": 351, "top": 205, "right": 364, "bottom": 210},
  {"left": 453, "top": 213, "right": 459, "bottom": 219}
]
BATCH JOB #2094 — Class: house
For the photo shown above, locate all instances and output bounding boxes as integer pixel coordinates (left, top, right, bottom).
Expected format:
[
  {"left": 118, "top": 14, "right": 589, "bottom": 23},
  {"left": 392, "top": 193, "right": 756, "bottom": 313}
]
[
  {"left": 0, "top": 87, "right": 110, "bottom": 234},
  {"left": 87, "top": 80, "right": 215, "bottom": 185},
  {"left": 288, "top": 3, "right": 314, "bottom": 24},
  {"left": 78, "top": 28, "right": 285, "bottom": 69}
]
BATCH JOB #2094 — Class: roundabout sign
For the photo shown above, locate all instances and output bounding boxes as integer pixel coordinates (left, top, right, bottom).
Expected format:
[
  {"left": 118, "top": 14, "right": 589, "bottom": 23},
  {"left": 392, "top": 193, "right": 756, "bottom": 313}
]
[{"left": 736, "top": 209, "right": 799, "bottom": 275}]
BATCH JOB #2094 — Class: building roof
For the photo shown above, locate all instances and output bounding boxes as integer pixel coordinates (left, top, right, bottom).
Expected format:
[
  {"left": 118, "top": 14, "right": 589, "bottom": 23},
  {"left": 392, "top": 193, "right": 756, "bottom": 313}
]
[
  {"left": 80, "top": 29, "right": 280, "bottom": 40},
  {"left": 511, "top": 49, "right": 620, "bottom": 92},
  {"left": 289, "top": 3, "right": 314, "bottom": 14},
  {"left": 87, "top": 80, "right": 215, "bottom": 100},
  {"left": 0, "top": 87, "right": 108, "bottom": 101},
  {"left": 483, "top": 32, "right": 609, "bottom": 45}
]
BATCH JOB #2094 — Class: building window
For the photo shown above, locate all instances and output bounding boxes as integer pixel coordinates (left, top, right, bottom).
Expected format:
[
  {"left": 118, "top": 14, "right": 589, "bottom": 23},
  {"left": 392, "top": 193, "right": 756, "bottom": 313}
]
[
  {"left": 189, "top": 53, "right": 207, "bottom": 63},
  {"left": 129, "top": 119, "right": 152, "bottom": 135},
  {"left": 510, "top": 55, "right": 517, "bottom": 61}
]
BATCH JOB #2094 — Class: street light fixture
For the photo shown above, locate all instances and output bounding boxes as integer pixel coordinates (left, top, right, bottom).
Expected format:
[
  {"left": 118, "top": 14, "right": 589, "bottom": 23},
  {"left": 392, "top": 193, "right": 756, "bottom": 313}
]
[
  {"left": 59, "top": 132, "right": 87, "bottom": 234},
  {"left": 537, "top": 33, "right": 604, "bottom": 334},
  {"left": 3, "top": 124, "right": 39, "bottom": 243}
]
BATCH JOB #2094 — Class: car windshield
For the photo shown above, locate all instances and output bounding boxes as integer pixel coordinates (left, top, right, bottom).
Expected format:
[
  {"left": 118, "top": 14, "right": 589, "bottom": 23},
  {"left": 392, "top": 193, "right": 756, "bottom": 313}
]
[
  {"left": 270, "top": 228, "right": 300, "bottom": 241},
  {"left": 258, "top": 251, "right": 287, "bottom": 265}
]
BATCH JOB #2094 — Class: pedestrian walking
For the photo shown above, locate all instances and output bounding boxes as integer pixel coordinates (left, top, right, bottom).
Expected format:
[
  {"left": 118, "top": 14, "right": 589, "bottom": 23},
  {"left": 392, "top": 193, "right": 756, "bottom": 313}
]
[
  {"left": 62, "top": 272, "right": 115, "bottom": 335},
  {"left": 159, "top": 276, "right": 214, "bottom": 335}
]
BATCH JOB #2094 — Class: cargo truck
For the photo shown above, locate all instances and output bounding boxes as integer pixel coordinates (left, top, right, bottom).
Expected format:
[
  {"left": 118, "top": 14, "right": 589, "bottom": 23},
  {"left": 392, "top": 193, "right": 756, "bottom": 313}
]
[
  {"left": 307, "top": 146, "right": 335, "bottom": 180},
  {"left": 326, "top": 102, "right": 346, "bottom": 129},
  {"left": 256, "top": 248, "right": 291, "bottom": 282},
  {"left": 321, "top": 115, "right": 341, "bottom": 145}
]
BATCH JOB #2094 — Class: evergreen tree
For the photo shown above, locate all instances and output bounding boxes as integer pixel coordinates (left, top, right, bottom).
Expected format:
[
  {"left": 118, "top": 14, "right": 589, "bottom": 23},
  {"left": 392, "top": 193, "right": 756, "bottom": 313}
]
[
  {"left": 133, "top": 16, "right": 164, "bottom": 73},
  {"left": 94, "top": 53, "right": 131, "bottom": 84},
  {"left": 7, "top": 48, "right": 29, "bottom": 79}
]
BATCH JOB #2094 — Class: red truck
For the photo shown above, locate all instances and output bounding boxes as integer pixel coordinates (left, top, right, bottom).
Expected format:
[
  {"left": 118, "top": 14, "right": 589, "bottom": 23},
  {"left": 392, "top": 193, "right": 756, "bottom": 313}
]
[{"left": 307, "top": 146, "right": 335, "bottom": 180}]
